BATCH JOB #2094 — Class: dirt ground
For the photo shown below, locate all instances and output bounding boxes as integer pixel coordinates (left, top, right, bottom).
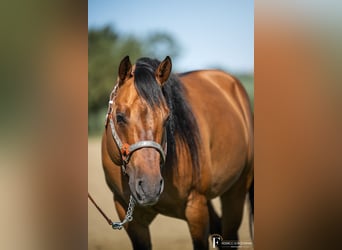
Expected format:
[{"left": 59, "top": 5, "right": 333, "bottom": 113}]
[{"left": 88, "top": 138, "right": 253, "bottom": 249}]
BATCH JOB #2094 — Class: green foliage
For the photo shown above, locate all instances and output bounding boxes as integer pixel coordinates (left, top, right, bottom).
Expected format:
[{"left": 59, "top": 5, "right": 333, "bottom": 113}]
[
  {"left": 88, "top": 26, "right": 181, "bottom": 134},
  {"left": 89, "top": 26, "right": 142, "bottom": 113}
]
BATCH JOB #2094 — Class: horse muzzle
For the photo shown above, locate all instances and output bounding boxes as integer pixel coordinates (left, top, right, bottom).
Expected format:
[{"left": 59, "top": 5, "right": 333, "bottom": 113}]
[{"left": 129, "top": 175, "right": 164, "bottom": 206}]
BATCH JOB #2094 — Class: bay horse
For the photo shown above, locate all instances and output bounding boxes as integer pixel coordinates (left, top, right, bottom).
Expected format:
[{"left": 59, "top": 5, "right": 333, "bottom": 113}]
[{"left": 101, "top": 56, "right": 254, "bottom": 249}]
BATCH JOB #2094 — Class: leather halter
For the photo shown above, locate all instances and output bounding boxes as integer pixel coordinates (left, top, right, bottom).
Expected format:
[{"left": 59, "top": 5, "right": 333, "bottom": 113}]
[{"left": 105, "top": 84, "right": 167, "bottom": 174}]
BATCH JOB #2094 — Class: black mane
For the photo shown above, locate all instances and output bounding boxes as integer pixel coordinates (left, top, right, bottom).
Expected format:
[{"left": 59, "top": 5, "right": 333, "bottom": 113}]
[{"left": 134, "top": 57, "right": 201, "bottom": 178}]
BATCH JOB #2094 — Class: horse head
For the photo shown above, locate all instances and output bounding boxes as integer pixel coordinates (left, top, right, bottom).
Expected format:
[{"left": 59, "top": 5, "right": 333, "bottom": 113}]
[{"left": 108, "top": 56, "right": 172, "bottom": 206}]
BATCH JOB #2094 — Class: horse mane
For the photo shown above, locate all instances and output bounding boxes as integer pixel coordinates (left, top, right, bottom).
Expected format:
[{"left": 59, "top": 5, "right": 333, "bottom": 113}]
[{"left": 134, "top": 57, "right": 201, "bottom": 178}]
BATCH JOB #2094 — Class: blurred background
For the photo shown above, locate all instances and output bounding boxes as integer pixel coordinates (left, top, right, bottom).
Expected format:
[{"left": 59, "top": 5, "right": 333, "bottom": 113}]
[{"left": 88, "top": 0, "right": 254, "bottom": 134}]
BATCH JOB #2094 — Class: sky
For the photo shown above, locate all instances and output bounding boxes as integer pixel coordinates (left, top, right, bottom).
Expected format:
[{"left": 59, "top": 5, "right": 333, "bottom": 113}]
[{"left": 88, "top": 0, "right": 254, "bottom": 73}]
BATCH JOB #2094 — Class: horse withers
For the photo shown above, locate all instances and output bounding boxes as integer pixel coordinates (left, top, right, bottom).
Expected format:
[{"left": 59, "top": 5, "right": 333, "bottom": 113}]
[{"left": 101, "top": 56, "right": 254, "bottom": 249}]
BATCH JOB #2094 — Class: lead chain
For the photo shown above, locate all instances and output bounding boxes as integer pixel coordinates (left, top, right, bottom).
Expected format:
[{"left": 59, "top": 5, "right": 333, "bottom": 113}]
[{"left": 112, "top": 195, "right": 136, "bottom": 230}]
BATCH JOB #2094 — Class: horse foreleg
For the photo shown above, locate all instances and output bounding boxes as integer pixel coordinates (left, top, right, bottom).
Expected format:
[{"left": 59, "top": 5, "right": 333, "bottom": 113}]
[
  {"left": 185, "top": 192, "right": 210, "bottom": 250},
  {"left": 114, "top": 196, "right": 156, "bottom": 250}
]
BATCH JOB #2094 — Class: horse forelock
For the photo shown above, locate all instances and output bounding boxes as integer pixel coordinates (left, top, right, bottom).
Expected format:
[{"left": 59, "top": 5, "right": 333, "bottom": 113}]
[{"left": 133, "top": 58, "right": 164, "bottom": 108}]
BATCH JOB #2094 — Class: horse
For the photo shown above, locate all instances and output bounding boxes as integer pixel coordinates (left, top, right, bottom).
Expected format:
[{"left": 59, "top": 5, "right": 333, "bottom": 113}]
[{"left": 101, "top": 56, "right": 254, "bottom": 249}]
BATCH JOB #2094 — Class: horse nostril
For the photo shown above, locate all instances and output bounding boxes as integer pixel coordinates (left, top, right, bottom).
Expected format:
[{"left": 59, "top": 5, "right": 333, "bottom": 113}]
[
  {"left": 160, "top": 179, "right": 163, "bottom": 186},
  {"left": 138, "top": 180, "right": 143, "bottom": 186}
]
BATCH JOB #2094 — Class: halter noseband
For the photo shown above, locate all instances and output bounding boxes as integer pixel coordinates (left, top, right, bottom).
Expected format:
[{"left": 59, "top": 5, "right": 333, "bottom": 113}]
[{"left": 105, "top": 84, "right": 167, "bottom": 174}]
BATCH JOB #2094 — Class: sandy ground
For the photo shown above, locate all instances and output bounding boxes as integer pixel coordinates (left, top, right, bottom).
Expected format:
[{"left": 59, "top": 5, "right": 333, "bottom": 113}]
[{"left": 88, "top": 138, "right": 253, "bottom": 249}]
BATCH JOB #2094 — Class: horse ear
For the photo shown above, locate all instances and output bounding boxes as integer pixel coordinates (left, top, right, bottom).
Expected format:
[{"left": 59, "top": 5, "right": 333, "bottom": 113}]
[
  {"left": 155, "top": 56, "right": 172, "bottom": 86},
  {"left": 118, "top": 56, "right": 132, "bottom": 82}
]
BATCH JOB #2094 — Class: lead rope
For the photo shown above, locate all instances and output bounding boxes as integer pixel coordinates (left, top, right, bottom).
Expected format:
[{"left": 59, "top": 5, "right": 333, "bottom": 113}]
[{"left": 88, "top": 193, "right": 136, "bottom": 230}]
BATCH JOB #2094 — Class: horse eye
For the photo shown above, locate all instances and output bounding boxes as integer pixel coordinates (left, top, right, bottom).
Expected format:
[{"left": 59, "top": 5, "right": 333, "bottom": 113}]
[{"left": 116, "top": 113, "right": 126, "bottom": 124}]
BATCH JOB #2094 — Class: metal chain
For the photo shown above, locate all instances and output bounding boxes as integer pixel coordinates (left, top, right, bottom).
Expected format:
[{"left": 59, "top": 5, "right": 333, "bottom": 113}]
[{"left": 112, "top": 195, "right": 136, "bottom": 230}]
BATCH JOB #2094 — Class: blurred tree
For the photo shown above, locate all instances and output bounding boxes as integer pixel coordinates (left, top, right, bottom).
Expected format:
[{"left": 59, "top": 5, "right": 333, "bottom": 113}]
[
  {"left": 88, "top": 25, "right": 181, "bottom": 134},
  {"left": 88, "top": 26, "right": 143, "bottom": 114},
  {"left": 89, "top": 26, "right": 116, "bottom": 114}
]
